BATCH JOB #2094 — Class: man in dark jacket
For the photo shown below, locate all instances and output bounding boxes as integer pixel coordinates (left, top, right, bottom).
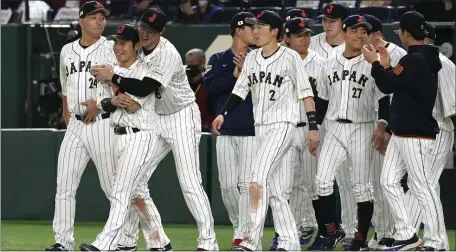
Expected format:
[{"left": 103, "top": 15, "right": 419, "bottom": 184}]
[
  {"left": 203, "top": 12, "right": 255, "bottom": 249},
  {"left": 362, "top": 11, "right": 447, "bottom": 251}
]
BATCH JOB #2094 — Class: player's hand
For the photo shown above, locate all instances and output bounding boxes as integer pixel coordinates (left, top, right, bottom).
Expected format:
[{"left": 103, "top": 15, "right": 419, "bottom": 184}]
[
  {"left": 126, "top": 101, "right": 141, "bottom": 114},
  {"left": 233, "top": 53, "right": 246, "bottom": 70},
  {"left": 380, "top": 132, "right": 392, "bottom": 156},
  {"left": 112, "top": 93, "right": 135, "bottom": 108},
  {"left": 361, "top": 44, "right": 378, "bottom": 64},
  {"left": 92, "top": 64, "right": 114, "bottom": 82},
  {"left": 80, "top": 99, "right": 100, "bottom": 124},
  {"left": 307, "top": 130, "right": 320, "bottom": 156},
  {"left": 377, "top": 45, "right": 391, "bottom": 68},
  {"left": 233, "top": 66, "right": 241, "bottom": 78},
  {"left": 211, "top": 115, "right": 224, "bottom": 136},
  {"left": 372, "top": 125, "right": 386, "bottom": 153}
]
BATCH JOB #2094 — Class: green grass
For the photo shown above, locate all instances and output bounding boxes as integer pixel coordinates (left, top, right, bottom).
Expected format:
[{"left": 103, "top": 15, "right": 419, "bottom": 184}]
[{"left": 1, "top": 221, "right": 455, "bottom": 251}]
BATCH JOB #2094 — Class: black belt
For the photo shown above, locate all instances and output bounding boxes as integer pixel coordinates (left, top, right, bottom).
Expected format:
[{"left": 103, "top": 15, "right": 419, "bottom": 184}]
[
  {"left": 75, "top": 113, "right": 110, "bottom": 121},
  {"left": 297, "top": 122, "right": 307, "bottom": 127},
  {"left": 114, "top": 126, "right": 140, "bottom": 135},
  {"left": 336, "top": 119, "right": 353, "bottom": 123}
]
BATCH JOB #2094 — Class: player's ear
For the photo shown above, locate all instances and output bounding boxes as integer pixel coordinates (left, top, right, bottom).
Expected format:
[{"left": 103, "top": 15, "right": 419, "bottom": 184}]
[
  {"left": 78, "top": 18, "right": 84, "bottom": 28},
  {"left": 134, "top": 42, "right": 140, "bottom": 52}
]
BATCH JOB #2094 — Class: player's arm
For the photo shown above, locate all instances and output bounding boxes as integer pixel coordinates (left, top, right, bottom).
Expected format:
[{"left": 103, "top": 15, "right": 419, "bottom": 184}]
[
  {"left": 314, "top": 62, "right": 330, "bottom": 125},
  {"left": 438, "top": 60, "right": 456, "bottom": 120},
  {"left": 203, "top": 54, "right": 238, "bottom": 97},
  {"left": 59, "top": 50, "right": 70, "bottom": 125},
  {"left": 370, "top": 54, "right": 416, "bottom": 94},
  {"left": 295, "top": 55, "right": 318, "bottom": 131}
]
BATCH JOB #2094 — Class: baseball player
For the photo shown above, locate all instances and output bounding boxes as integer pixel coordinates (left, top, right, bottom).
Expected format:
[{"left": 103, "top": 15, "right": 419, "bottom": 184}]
[
  {"left": 362, "top": 15, "right": 407, "bottom": 251},
  {"left": 203, "top": 12, "right": 256, "bottom": 248},
  {"left": 363, "top": 11, "right": 446, "bottom": 251},
  {"left": 44, "top": 2, "right": 117, "bottom": 251},
  {"left": 309, "top": 3, "right": 359, "bottom": 250},
  {"left": 212, "top": 10, "right": 320, "bottom": 251},
  {"left": 402, "top": 21, "right": 455, "bottom": 250},
  {"left": 279, "top": 8, "right": 308, "bottom": 47},
  {"left": 78, "top": 23, "right": 166, "bottom": 251},
  {"left": 83, "top": 8, "right": 219, "bottom": 251},
  {"left": 314, "top": 15, "right": 391, "bottom": 251}
]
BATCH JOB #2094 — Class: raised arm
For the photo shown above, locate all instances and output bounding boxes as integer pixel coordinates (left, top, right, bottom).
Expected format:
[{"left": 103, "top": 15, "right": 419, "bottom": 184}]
[{"left": 203, "top": 54, "right": 239, "bottom": 97}]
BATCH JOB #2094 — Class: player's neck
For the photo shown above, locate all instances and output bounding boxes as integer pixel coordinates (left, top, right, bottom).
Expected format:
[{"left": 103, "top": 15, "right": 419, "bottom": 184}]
[
  {"left": 342, "top": 48, "right": 361, "bottom": 58},
  {"left": 376, "top": 38, "right": 388, "bottom": 48},
  {"left": 80, "top": 35, "right": 100, "bottom": 47},
  {"left": 119, "top": 59, "right": 136, "bottom": 69},
  {"left": 300, "top": 51, "right": 309, "bottom": 60},
  {"left": 231, "top": 38, "right": 249, "bottom": 55},
  {"left": 325, "top": 33, "right": 344, "bottom": 46},
  {"left": 261, "top": 40, "right": 279, "bottom": 57}
]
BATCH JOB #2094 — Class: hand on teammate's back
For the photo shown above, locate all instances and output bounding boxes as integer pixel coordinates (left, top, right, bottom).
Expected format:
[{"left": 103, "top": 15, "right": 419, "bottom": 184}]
[
  {"left": 377, "top": 45, "right": 392, "bottom": 68},
  {"left": 80, "top": 99, "right": 100, "bottom": 124},
  {"left": 211, "top": 115, "right": 224, "bottom": 136},
  {"left": 307, "top": 130, "right": 320, "bottom": 156}
]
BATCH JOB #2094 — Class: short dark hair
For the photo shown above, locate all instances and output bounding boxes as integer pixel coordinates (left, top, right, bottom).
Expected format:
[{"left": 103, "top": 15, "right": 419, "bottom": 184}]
[{"left": 402, "top": 28, "right": 425, "bottom": 40}]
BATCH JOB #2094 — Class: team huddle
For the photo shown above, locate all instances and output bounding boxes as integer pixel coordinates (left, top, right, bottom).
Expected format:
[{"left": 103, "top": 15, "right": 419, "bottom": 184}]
[{"left": 45, "top": 0, "right": 455, "bottom": 251}]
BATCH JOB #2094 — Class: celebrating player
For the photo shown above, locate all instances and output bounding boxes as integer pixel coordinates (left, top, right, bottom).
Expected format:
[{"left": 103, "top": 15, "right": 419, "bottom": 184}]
[
  {"left": 79, "top": 23, "right": 167, "bottom": 251},
  {"left": 362, "top": 11, "right": 446, "bottom": 251},
  {"left": 203, "top": 12, "right": 257, "bottom": 249},
  {"left": 87, "top": 8, "right": 219, "bottom": 251},
  {"left": 45, "top": 2, "right": 117, "bottom": 251},
  {"left": 362, "top": 14, "right": 407, "bottom": 251},
  {"left": 314, "top": 15, "right": 390, "bottom": 250},
  {"left": 212, "top": 10, "right": 319, "bottom": 251}
]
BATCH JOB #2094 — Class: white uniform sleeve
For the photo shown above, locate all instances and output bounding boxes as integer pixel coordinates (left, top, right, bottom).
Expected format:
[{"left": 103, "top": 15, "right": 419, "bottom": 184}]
[
  {"left": 316, "top": 60, "right": 329, "bottom": 100},
  {"left": 294, "top": 53, "right": 314, "bottom": 99},
  {"left": 60, "top": 49, "right": 68, "bottom": 96},
  {"left": 438, "top": 59, "right": 456, "bottom": 117},
  {"left": 231, "top": 55, "right": 250, "bottom": 100},
  {"left": 145, "top": 49, "right": 180, "bottom": 88}
]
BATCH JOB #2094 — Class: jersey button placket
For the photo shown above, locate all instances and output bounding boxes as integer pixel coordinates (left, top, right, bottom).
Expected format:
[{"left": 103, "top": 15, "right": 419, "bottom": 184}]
[{"left": 338, "top": 62, "right": 351, "bottom": 119}]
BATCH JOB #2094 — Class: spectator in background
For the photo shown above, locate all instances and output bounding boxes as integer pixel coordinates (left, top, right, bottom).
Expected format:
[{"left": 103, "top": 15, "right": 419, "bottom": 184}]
[
  {"left": 124, "top": 0, "right": 169, "bottom": 20},
  {"left": 412, "top": 0, "right": 455, "bottom": 21},
  {"left": 185, "top": 48, "right": 215, "bottom": 132},
  {"left": 176, "top": 0, "right": 224, "bottom": 23},
  {"left": 17, "top": 0, "right": 51, "bottom": 22}
]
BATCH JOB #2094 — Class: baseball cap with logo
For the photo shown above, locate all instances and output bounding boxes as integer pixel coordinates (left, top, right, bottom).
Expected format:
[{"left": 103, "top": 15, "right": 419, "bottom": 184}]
[
  {"left": 363, "top": 15, "right": 382, "bottom": 33},
  {"left": 137, "top": 8, "right": 167, "bottom": 33},
  {"left": 285, "top": 17, "right": 314, "bottom": 35},
  {"left": 342, "top": 15, "right": 373, "bottom": 31},
  {"left": 392, "top": 11, "right": 425, "bottom": 35},
  {"left": 284, "top": 9, "right": 307, "bottom": 22},
  {"left": 245, "top": 10, "right": 282, "bottom": 30},
  {"left": 424, "top": 21, "right": 436, "bottom": 40},
  {"left": 108, "top": 24, "right": 139, "bottom": 43},
  {"left": 317, "top": 2, "right": 348, "bottom": 20},
  {"left": 79, "top": 1, "right": 110, "bottom": 18},
  {"left": 230, "top": 12, "right": 255, "bottom": 31}
]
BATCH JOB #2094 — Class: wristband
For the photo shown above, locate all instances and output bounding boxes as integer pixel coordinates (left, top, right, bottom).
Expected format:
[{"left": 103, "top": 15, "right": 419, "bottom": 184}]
[
  {"left": 112, "top": 74, "right": 121, "bottom": 85},
  {"left": 306, "top": 111, "right": 318, "bottom": 131}
]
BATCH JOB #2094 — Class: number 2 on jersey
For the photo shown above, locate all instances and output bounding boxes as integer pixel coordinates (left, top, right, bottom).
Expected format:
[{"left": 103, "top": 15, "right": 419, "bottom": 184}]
[
  {"left": 89, "top": 78, "right": 98, "bottom": 89},
  {"left": 351, "top": 87, "right": 363, "bottom": 99},
  {"left": 269, "top": 90, "right": 276, "bottom": 101}
]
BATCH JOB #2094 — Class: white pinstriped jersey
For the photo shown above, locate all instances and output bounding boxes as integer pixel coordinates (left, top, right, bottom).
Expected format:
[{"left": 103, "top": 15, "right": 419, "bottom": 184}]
[
  {"left": 309, "top": 33, "right": 345, "bottom": 59},
  {"left": 434, "top": 53, "right": 456, "bottom": 131},
  {"left": 299, "top": 49, "right": 325, "bottom": 123},
  {"left": 108, "top": 60, "right": 157, "bottom": 131},
  {"left": 386, "top": 42, "right": 407, "bottom": 67},
  {"left": 232, "top": 46, "right": 314, "bottom": 126},
  {"left": 138, "top": 37, "right": 195, "bottom": 115},
  {"left": 60, "top": 37, "right": 117, "bottom": 116},
  {"left": 317, "top": 53, "right": 387, "bottom": 123}
]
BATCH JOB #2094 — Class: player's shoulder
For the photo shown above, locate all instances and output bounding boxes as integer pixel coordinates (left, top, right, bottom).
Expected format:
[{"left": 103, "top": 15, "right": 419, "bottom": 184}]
[
  {"left": 282, "top": 46, "right": 301, "bottom": 59},
  {"left": 387, "top": 42, "right": 406, "bottom": 55},
  {"left": 439, "top": 53, "right": 455, "bottom": 67},
  {"left": 157, "top": 37, "right": 179, "bottom": 55},
  {"left": 311, "top": 32, "right": 324, "bottom": 42},
  {"left": 308, "top": 49, "right": 325, "bottom": 63}
]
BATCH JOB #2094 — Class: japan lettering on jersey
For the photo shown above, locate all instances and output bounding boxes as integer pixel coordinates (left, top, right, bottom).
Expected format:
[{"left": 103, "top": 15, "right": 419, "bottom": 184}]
[
  {"left": 299, "top": 49, "right": 325, "bottom": 123},
  {"left": 106, "top": 60, "right": 158, "bottom": 131},
  {"left": 138, "top": 37, "right": 195, "bottom": 115},
  {"left": 309, "top": 33, "right": 345, "bottom": 59},
  {"left": 232, "top": 46, "right": 314, "bottom": 126},
  {"left": 60, "top": 37, "right": 117, "bottom": 116},
  {"left": 433, "top": 53, "right": 456, "bottom": 131},
  {"left": 317, "top": 53, "right": 387, "bottom": 123}
]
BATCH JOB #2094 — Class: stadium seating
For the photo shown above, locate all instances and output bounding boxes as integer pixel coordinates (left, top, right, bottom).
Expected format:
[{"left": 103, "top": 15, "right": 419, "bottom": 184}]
[
  {"left": 221, "top": 6, "right": 242, "bottom": 22},
  {"left": 358, "top": 6, "right": 394, "bottom": 22},
  {"left": 248, "top": 6, "right": 284, "bottom": 19},
  {"left": 284, "top": 6, "right": 319, "bottom": 20}
]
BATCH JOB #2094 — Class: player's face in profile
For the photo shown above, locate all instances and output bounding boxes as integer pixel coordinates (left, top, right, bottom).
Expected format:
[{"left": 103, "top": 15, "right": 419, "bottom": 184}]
[
  {"left": 286, "top": 32, "right": 311, "bottom": 54},
  {"left": 323, "top": 18, "right": 342, "bottom": 37},
  {"left": 344, "top": 27, "right": 368, "bottom": 50},
  {"left": 79, "top": 13, "right": 106, "bottom": 38},
  {"left": 240, "top": 26, "right": 255, "bottom": 45},
  {"left": 138, "top": 26, "right": 161, "bottom": 50},
  {"left": 113, "top": 40, "right": 137, "bottom": 63},
  {"left": 253, "top": 24, "right": 275, "bottom": 47}
]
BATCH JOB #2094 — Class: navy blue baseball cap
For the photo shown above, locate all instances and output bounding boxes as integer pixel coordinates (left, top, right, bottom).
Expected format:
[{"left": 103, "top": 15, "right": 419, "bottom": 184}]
[
  {"left": 285, "top": 17, "right": 314, "bottom": 35},
  {"left": 245, "top": 10, "right": 282, "bottom": 30},
  {"left": 424, "top": 21, "right": 436, "bottom": 40},
  {"left": 231, "top": 12, "right": 255, "bottom": 31},
  {"left": 284, "top": 8, "right": 308, "bottom": 22},
  {"left": 318, "top": 2, "right": 349, "bottom": 20},
  {"left": 392, "top": 11, "right": 426, "bottom": 34},
  {"left": 363, "top": 14, "right": 382, "bottom": 33},
  {"left": 79, "top": 1, "right": 109, "bottom": 18},
  {"left": 108, "top": 24, "right": 139, "bottom": 43},
  {"left": 342, "top": 15, "right": 373, "bottom": 31},
  {"left": 137, "top": 8, "right": 167, "bottom": 33}
]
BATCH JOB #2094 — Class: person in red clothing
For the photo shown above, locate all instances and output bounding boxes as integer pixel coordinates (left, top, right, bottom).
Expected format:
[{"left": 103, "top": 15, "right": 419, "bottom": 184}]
[{"left": 185, "top": 48, "right": 215, "bottom": 133}]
